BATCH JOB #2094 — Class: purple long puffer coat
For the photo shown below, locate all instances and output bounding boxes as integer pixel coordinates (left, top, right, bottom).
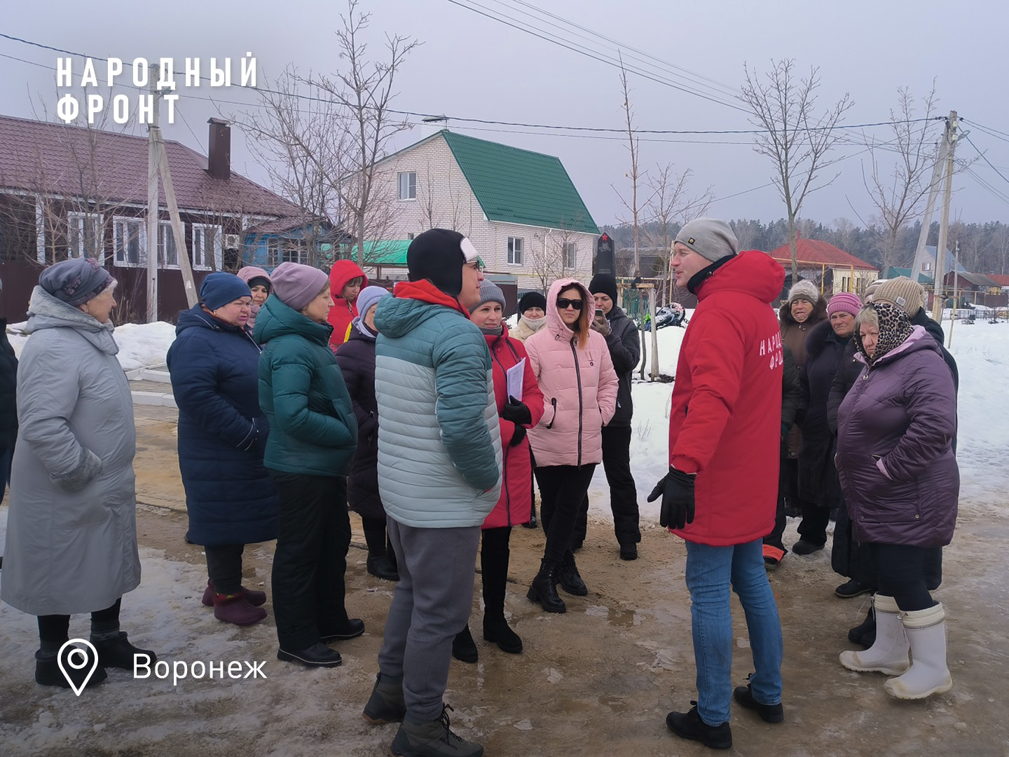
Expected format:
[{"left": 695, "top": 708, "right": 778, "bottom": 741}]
[{"left": 836, "top": 326, "right": 959, "bottom": 548}]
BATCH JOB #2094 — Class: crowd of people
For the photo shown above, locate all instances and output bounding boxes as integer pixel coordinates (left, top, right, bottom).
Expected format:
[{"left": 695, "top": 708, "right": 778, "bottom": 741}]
[{"left": 0, "top": 218, "right": 960, "bottom": 755}]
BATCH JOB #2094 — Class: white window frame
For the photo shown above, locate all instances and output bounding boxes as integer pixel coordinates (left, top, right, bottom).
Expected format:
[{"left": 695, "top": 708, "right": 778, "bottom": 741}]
[
  {"left": 266, "top": 238, "right": 280, "bottom": 268},
  {"left": 158, "top": 220, "right": 183, "bottom": 269},
  {"left": 113, "top": 216, "right": 147, "bottom": 267},
  {"left": 507, "top": 236, "right": 523, "bottom": 266},
  {"left": 192, "top": 223, "right": 223, "bottom": 271},
  {"left": 398, "top": 171, "right": 417, "bottom": 201},
  {"left": 563, "top": 241, "right": 577, "bottom": 270},
  {"left": 67, "top": 211, "right": 105, "bottom": 261}
]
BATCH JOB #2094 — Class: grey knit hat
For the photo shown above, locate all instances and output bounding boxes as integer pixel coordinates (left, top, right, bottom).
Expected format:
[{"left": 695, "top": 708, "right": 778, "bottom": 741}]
[
  {"left": 355, "top": 285, "right": 391, "bottom": 320},
  {"left": 787, "top": 280, "right": 821, "bottom": 306},
  {"left": 674, "top": 218, "right": 739, "bottom": 262},
  {"left": 476, "top": 279, "right": 506, "bottom": 310},
  {"left": 40, "top": 257, "right": 114, "bottom": 306}
]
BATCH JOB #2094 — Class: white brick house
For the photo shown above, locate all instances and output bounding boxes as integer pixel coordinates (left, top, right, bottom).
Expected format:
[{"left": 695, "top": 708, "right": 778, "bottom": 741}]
[{"left": 370, "top": 129, "right": 599, "bottom": 292}]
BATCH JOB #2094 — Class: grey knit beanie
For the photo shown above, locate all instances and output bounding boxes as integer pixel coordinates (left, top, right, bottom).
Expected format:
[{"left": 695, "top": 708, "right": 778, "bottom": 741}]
[
  {"left": 674, "top": 218, "right": 739, "bottom": 262},
  {"left": 476, "top": 280, "right": 506, "bottom": 310}
]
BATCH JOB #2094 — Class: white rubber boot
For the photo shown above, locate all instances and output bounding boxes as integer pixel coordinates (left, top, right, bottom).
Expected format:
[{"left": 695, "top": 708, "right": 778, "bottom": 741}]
[
  {"left": 839, "top": 595, "right": 909, "bottom": 675},
  {"left": 884, "top": 603, "right": 952, "bottom": 699}
]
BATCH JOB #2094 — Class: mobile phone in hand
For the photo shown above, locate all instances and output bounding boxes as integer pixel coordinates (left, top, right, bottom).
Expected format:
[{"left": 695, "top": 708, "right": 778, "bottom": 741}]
[{"left": 595, "top": 308, "right": 604, "bottom": 318}]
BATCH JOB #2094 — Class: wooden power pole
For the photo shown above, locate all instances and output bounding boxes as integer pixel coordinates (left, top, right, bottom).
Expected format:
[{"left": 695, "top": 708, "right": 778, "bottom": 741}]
[
  {"left": 932, "top": 111, "right": 959, "bottom": 323},
  {"left": 146, "top": 67, "right": 160, "bottom": 323}
]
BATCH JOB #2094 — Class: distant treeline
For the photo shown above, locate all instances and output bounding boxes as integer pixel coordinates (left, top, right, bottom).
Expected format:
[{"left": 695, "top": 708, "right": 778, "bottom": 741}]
[{"left": 601, "top": 218, "right": 1009, "bottom": 275}]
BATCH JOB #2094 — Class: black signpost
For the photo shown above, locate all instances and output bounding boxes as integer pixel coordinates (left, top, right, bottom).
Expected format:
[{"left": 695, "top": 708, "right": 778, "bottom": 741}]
[{"left": 595, "top": 233, "right": 615, "bottom": 276}]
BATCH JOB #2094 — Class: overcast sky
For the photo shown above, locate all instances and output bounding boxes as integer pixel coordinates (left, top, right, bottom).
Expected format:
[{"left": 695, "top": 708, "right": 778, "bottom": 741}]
[{"left": 2, "top": 0, "right": 1008, "bottom": 231}]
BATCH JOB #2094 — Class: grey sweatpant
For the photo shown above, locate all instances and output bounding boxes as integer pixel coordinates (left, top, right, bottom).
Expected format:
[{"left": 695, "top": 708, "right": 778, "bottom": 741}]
[{"left": 379, "top": 520, "right": 481, "bottom": 721}]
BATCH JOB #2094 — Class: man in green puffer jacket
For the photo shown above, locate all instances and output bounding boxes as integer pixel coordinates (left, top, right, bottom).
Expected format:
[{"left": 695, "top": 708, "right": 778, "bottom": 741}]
[{"left": 362, "top": 229, "right": 501, "bottom": 757}]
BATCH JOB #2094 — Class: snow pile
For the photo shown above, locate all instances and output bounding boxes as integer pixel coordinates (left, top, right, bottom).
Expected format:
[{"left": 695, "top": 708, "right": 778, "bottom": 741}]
[{"left": 7, "top": 321, "right": 177, "bottom": 372}]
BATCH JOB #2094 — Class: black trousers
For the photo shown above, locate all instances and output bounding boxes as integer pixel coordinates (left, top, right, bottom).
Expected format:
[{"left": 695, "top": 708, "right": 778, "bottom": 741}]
[
  {"left": 573, "top": 425, "right": 640, "bottom": 548},
  {"left": 535, "top": 464, "right": 597, "bottom": 566},
  {"left": 868, "top": 543, "right": 937, "bottom": 611},
  {"left": 38, "top": 598, "right": 121, "bottom": 646},
  {"left": 269, "top": 471, "right": 352, "bottom": 650},
  {"left": 205, "top": 543, "right": 245, "bottom": 595},
  {"left": 830, "top": 502, "right": 877, "bottom": 587},
  {"left": 480, "top": 526, "right": 511, "bottom": 619},
  {"left": 796, "top": 500, "right": 830, "bottom": 546},
  {"left": 764, "top": 458, "right": 797, "bottom": 550}
]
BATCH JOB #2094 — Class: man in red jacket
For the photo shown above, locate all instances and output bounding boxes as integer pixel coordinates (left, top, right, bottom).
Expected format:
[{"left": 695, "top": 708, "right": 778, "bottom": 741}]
[{"left": 649, "top": 218, "right": 786, "bottom": 750}]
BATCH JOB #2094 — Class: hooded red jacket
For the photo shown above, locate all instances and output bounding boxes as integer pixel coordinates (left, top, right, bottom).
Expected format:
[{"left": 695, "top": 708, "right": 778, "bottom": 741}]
[
  {"left": 327, "top": 260, "right": 367, "bottom": 349},
  {"left": 667, "top": 251, "right": 786, "bottom": 546}
]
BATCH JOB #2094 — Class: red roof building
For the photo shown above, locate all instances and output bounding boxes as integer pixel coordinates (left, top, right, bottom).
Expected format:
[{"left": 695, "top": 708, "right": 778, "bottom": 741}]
[{"left": 766, "top": 237, "right": 878, "bottom": 296}]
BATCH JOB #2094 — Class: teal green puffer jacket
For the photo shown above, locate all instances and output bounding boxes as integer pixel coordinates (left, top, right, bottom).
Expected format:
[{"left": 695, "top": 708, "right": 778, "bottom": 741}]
[
  {"left": 255, "top": 294, "right": 358, "bottom": 477},
  {"left": 374, "top": 280, "right": 502, "bottom": 528}
]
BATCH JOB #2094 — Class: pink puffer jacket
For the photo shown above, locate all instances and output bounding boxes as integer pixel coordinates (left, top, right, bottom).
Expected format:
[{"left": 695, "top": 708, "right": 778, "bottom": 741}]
[{"left": 525, "top": 278, "right": 618, "bottom": 467}]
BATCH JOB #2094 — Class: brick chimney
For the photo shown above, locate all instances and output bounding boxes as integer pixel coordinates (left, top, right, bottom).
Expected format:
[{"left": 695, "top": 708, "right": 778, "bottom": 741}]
[{"left": 207, "top": 118, "right": 231, "bottom": 180}]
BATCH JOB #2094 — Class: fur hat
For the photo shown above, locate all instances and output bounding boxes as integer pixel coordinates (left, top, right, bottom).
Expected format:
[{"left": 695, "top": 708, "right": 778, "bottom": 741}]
[
  {"left": 826, "top": 292, "right": 862, "bottom": 318},
  {"left": 874, "top": 276, "right": 923, "bottom": 317},
  {"left": 271, "top": 262, "right": 329, "bottom": 312},
  {"left": 407, "top": 228, "right": 480, "bottom": 297},
  {"left": 787, "top": 279, "right": 821, "bottom": 306},
  {"left": 199, "top": 272, "right": 251, "bottom": 311},
  {"left": 674, "top": 218, "right": 739, "bottom": 262},
  {"left": 40, "top": 257, "right": 114, "bottom": 307}
]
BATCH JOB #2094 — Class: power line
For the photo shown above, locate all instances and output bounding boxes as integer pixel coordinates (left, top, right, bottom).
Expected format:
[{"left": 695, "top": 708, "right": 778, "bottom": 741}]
[
  {"left": 963, "top": 134, "right": 1009, "bottom": 189},
  {"left": 443, "top": 0, "right": 750, "bottom": 113},
  {"left": 0, "top": 33, "right": 945, "bottom": 138}
]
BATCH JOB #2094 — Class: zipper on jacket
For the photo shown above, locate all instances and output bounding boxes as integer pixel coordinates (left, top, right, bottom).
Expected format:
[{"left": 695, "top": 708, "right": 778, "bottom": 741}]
[
  {"left": 570, "top": 339, "right": 584, "bottom": 467},
  {"left": 546, "top": 398, "right": 558, "bottom": 429}
]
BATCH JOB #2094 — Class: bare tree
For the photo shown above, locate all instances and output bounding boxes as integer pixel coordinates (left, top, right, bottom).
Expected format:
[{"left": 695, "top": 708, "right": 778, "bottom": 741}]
[
  {"left": 861, "top": 85, "right": 941, "bottom": 273},
  {"left": 613, "top": 53, "right": 643, "bottom": 277},
  {"left": 642, "top": 163, "right": 713, "bottom": 302},
  {"left": 741, "top": 59, "right": 853, "bottom": 280},
  {"left": 528, "top": 220, "right": 586, "bottom": 292},
  {"left": 236, "top": 66, "right": 349, "bottom": 265},
  {"left": 315, "top": 0, "right": 419, "bottom": 266}
]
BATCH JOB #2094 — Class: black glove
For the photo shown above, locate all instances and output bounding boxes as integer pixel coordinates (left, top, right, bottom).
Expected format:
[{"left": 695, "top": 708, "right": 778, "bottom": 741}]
[
  {"left": 501, "top": 396, "right": 532, "bottom": 426},
  {"left": 509, "top": 424, "right": 527, "bottom": 447},
  {"left": 647, "top": 465, "right": 696, "bottom": 529}
]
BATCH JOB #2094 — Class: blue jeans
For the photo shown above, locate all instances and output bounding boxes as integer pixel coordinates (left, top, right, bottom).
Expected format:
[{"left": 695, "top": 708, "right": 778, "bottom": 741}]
[{"left": 684, "top": 538, "right": 783, "bottom": 725}]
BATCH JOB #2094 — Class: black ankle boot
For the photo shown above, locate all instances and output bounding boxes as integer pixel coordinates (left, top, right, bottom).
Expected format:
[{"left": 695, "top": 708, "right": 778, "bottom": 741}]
[
  {"left": 848, "top": 606, "right": 876, "bottom": 648},
  {"left": 92, "top": 632, "right": 157, "bottom": 670},
  {"left": 527, "top": 560, "right": 566, "bottom": 613},
  {"left": 35, "top": 649, "right": 108, "bottom": 690},
  {"left": 366, "top": 554, "right": 400, "bottom": 582},
  {"left": 558, "top": 553, "right": 588, "bottom": 596},
  {"left": 483, "top": 616, "right": 522, "bottom": 654},
  {"left": 452, "top": 625, "right": 478, "bottom": 663}
]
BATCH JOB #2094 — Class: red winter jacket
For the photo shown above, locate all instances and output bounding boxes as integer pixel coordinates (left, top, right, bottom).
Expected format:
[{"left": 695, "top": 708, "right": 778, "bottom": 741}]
[
  {"left": 327, "top": 260, "right": 367, "bottom": 350},
  {"left": 667, "top": 251, "right": 786, "bottom": 546},
  {"left": 482, "top": 328, "right": 544, "bottom": 529}
]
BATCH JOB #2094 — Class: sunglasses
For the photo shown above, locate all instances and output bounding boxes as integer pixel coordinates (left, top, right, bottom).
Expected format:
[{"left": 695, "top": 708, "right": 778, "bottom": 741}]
[{"left": 556, "top": 298, "right": 584, "bottom": 310}]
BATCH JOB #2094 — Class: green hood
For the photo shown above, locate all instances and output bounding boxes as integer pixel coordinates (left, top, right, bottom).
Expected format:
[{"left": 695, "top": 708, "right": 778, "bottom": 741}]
[{"left": 254, "top": 293, "right": 333, "bottom": 347}]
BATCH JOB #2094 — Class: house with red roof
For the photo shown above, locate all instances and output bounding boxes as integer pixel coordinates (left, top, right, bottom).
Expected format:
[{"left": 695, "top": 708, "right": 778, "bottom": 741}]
[
  {"left": 766, "top": 235, "right": 878, "bottom": 297},
  {"left": 0, "top": 114, "right": 304, "bottom": 321}
]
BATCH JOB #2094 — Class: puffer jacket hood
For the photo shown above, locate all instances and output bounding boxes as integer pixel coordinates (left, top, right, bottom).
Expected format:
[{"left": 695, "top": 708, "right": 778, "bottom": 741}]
[
  {"left": 327, "top": 259, "right": 368, "bottom": 348},
  {"left": 544, "top": 278, "right": 591, "bottom": 341},
  {"left": 176, "top": 303, "right": 248, "bottom": 338},
  {"left": 254, "top": 292, "right": 334, "bottom": 348},
  {"left": 237, "top": 266, "right": 271, "bottom": 286}
]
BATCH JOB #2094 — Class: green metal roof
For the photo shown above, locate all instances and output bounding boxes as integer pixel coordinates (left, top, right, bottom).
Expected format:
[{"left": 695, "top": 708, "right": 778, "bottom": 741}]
[
  {"left": 439, "top": 131, "right": 599, "bottom": 235},
  {"left": 362, "top": 239, "right": 411, "bottom": 266}
]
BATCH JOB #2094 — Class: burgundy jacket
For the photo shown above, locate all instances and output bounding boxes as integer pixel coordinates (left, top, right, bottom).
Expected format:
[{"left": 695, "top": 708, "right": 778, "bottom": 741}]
[{"left": 835, "top": 327, "right": 959, "bottom": 548}]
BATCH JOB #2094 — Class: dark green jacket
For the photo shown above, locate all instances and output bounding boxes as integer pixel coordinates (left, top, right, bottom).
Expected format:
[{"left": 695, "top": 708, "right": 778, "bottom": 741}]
[{"left": 254, "top": 294, "right": 358, "bottom": 477}]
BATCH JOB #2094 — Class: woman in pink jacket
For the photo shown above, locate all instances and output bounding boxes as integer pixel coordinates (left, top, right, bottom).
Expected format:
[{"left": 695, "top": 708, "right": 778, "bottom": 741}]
[{"left": 524, "top": 278, "right": 618, "bottom": 613}]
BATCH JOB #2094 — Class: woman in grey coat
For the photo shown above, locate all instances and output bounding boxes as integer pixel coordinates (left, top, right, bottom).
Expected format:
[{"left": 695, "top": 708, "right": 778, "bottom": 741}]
[{"left": 1, "top": 258, "right": 155, "bottom": 692}]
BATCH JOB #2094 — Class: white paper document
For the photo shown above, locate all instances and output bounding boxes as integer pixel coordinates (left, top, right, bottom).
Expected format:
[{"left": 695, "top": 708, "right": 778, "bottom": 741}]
[{"left": 506, "top": 358, "right": 525, "bottom": 401}]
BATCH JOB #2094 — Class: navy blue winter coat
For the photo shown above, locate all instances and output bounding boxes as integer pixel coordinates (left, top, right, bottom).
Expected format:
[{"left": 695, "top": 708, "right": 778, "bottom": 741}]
[{"left": 166, "top": 305, "right": 279, "bottom": 546}]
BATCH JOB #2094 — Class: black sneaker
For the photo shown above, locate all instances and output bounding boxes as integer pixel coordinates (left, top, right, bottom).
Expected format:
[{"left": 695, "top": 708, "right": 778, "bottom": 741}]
[
  {"left": 834, "top": 579, "right": 872, "bottom": 599},
  {"left": 733, "top": 682, "right": 784, "bottom": 723},
  {"left": 666, "top": 704, "right": 732, "bottom": 750}
]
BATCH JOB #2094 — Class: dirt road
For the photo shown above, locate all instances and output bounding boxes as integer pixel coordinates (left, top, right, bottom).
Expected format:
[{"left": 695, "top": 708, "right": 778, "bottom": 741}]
[{"left": 1, "top": 405, "right": 1006, "bottom": 756}]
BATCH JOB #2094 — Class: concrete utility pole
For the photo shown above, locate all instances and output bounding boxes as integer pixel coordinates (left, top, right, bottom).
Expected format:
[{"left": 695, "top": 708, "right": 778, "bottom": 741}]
[
  {"left": 932, "top": 111, "right": 959, "bottom": 323},
  {"left": 912, "top": 135, "right": 949, "bottom": 276},
  {"left": 154, "top": 132, "right": 199, "bottom": 308},
  {"left": 146, "top": 66, "right": 160, "bottom": 323}
]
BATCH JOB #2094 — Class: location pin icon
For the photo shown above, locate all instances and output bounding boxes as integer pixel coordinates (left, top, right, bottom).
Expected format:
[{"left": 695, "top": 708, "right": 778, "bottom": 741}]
[{"left": 57, "top": 639, "right": 100, "bottom": 696}]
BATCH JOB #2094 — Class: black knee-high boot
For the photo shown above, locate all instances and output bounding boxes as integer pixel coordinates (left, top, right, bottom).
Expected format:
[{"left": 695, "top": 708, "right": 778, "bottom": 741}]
[{"left": 362, "top": 516, "right": 399, "bottom": 582}]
